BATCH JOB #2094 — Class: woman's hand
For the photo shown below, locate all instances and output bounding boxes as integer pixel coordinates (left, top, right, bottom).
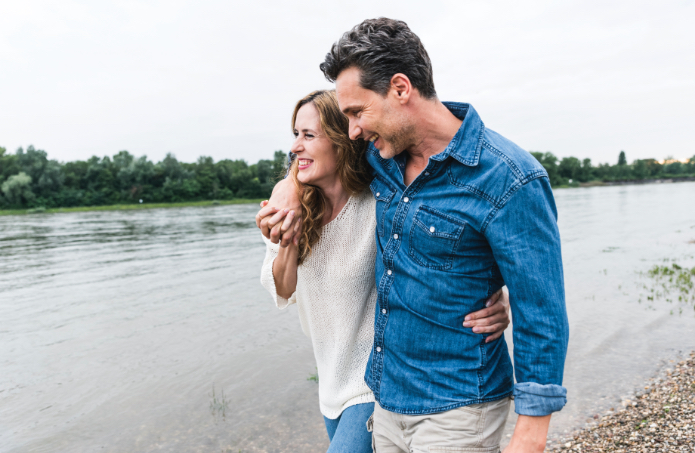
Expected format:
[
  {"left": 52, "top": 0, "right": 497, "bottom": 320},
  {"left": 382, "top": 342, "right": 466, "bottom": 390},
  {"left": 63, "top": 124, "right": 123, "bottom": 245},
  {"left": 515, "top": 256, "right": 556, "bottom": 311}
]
[
  {"left": 257, "top": 201, "right": 302, "bottom": 246},
  {"left": 462, "top": 287, "right": 511, "bottom": 343},
  {"left": 255, "top": 178, "right": 302, "bottom": 247}
]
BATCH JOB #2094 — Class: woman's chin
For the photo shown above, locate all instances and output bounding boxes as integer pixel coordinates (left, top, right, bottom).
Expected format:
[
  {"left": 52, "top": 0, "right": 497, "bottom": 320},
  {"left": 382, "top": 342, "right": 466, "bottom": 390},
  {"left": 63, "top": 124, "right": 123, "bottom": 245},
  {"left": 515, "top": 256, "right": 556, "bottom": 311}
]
[{"left": 297, "top": 174, "right": 312, "bottom": 185}]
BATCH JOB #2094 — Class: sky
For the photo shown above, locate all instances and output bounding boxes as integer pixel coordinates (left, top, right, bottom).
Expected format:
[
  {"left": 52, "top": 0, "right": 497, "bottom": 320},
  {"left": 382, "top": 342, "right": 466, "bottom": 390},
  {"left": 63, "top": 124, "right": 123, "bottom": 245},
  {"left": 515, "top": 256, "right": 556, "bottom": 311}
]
[{"left": 1, "top": 0, "right": 693, "bottom": 166}]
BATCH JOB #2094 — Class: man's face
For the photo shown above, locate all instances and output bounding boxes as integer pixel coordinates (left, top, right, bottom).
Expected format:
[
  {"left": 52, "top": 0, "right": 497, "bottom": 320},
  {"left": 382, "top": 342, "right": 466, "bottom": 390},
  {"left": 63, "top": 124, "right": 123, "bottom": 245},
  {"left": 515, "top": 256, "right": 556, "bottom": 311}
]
[{"left": 335, "top": 67, "right": 412, "bottom": 160}]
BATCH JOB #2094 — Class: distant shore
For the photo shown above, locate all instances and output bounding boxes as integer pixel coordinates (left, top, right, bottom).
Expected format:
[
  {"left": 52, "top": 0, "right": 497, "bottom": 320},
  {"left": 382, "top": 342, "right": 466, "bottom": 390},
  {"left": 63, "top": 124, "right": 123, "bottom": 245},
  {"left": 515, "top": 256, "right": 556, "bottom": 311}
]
[
  {"left": 0, "top": 199, "right": 264, "bottom": 216},
  {"left": 572, "top": 176, "right": 695, "bottom": 188},
  {"left": 3, "top": 177, "right": 694, "bottom": 215}
]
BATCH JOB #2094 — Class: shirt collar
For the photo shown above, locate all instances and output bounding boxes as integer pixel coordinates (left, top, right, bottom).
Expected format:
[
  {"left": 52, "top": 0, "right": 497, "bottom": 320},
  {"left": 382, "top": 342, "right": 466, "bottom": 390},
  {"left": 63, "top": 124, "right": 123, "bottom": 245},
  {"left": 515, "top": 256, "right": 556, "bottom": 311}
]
[{"left": 430, "top": 102, "right": 485, "bottom": 167}]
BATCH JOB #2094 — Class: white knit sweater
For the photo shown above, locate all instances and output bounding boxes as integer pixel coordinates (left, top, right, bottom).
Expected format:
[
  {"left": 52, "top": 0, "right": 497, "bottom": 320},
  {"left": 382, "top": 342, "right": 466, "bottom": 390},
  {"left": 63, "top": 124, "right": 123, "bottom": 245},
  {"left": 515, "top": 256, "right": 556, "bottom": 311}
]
[{"left": 260, "top": 190, "right": 377, "bottom": 419}]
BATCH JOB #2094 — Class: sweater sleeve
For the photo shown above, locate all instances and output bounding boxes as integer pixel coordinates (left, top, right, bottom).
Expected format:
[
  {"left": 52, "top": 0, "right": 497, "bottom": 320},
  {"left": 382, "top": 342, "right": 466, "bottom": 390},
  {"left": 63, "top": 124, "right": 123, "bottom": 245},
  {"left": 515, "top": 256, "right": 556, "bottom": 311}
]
[{"left": 260, "top": 235, "right": 297, "bottom": 309}]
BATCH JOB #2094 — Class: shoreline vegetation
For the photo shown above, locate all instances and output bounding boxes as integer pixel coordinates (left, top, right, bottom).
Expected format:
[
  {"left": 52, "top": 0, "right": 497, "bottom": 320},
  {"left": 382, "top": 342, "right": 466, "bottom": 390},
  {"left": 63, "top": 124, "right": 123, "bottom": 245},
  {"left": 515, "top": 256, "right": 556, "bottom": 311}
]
[
  {"left": 0, "top": 199, "right": 265, "bottom": 216},
  {"left": 3, "top": 175, "right": 694, "bottom": 216},
  {"left": 0, "top": 145, "right": 693, "bottom": 214}
]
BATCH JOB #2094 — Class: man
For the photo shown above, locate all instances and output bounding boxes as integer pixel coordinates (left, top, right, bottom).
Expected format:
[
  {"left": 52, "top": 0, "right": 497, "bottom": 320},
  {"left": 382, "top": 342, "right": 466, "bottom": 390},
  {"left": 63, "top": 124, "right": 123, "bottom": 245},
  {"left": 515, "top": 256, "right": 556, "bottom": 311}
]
[{"left": 261, "top": 18, "right": 569, "bottom": 453}]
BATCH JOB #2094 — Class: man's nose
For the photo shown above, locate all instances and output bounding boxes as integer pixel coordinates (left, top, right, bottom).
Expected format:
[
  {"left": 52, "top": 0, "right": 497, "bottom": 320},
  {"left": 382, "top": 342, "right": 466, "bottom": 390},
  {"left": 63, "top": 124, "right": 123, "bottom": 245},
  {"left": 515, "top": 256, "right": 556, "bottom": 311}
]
[{"left": 348, "top": 119, "right": 362, "bottom": 141}]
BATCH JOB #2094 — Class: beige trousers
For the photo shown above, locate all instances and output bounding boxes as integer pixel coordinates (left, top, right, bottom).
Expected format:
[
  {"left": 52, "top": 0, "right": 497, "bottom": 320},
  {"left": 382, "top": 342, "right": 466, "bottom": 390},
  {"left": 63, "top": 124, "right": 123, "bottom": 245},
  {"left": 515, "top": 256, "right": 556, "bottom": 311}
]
[{"left": 370, "top": 397, "right": 511, "bottom": 453}]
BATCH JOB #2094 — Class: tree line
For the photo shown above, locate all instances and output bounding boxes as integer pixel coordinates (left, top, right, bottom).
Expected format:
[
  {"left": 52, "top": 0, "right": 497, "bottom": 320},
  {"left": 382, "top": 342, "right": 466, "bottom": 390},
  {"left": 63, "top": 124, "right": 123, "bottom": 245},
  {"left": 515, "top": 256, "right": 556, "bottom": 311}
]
[
  {"left": 0, "top": 146, "right": 287, "bottom": 209},
  {"left": 0, "top": 146, "right": 693, "bottom": 209},
  {"left": 530, "top": 150, "right": 695, "bottom": 187}
]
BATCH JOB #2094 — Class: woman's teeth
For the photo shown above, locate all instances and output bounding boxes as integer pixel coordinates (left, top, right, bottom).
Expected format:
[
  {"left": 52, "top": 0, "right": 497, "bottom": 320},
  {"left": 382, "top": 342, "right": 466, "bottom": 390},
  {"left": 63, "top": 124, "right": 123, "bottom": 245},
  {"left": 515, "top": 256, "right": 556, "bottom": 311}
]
[{"left": 298, "top": 159, "right": 312, "bottom": 166}]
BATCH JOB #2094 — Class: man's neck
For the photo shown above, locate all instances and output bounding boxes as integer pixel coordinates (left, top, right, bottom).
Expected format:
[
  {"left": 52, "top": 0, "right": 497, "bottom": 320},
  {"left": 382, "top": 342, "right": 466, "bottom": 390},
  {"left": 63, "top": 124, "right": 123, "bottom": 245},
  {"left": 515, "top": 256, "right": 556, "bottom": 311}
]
[{"left": 403, "top": 100, "right": 462, "bottom": 185}]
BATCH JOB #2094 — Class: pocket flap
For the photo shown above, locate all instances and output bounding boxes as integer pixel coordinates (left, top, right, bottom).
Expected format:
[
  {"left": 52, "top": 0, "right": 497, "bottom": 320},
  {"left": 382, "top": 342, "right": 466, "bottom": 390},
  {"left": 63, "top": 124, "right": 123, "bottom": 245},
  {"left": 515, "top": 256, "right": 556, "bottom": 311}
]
[
  {"left": 369, "top": 177, "right": 396, "bottom": 202},
  {"left": 413, "top": 206, "right": 466, "bottom": 238}
]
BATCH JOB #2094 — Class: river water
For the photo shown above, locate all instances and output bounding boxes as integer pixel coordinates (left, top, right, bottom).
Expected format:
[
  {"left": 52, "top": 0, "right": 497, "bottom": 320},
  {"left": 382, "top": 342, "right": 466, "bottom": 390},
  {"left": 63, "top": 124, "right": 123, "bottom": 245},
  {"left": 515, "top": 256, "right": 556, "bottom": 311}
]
[{"left": 1, "top": 182, "right": 694, "bottom": 452}]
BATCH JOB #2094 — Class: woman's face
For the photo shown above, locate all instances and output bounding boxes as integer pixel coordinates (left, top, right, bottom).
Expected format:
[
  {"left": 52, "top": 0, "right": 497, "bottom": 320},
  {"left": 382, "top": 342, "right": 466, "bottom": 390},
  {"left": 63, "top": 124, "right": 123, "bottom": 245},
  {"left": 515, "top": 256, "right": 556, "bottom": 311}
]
[{"left": 291, "top": 102, "right": 339, "bottom": 189}]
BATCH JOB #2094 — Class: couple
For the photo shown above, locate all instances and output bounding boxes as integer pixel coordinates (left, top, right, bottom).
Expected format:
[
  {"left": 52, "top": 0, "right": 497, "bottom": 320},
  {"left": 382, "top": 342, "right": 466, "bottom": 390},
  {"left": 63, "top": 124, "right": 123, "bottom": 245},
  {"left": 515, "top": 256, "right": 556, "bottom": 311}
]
[{"left": 257, "top": 18, "right": 569, "bottom": 453}]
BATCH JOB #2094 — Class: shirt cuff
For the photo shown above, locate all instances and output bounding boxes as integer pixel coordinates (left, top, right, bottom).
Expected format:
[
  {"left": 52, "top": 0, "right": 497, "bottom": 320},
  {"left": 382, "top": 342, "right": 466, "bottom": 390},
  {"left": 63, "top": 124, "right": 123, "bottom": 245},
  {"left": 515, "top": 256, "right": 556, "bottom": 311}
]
[{"left": 513, "top": 382, "right": 567, "bottom": 416}]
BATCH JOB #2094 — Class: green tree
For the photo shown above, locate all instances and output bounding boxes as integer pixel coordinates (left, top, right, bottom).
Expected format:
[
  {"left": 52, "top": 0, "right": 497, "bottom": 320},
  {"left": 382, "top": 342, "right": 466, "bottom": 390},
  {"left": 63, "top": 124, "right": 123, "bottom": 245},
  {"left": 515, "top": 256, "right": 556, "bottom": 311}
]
[
  {"left": 643, "top": 159, "right": 662, "bottom": 178},
  {"left": 195, "top": 156, "right": 219, "bottom": 199},
  {"left": 618, "top": 151, "right": 627, "bottom": 166},
  {"left": 2, "top": 172, "right": 35, "bottom": 206},
  {"left": 578, "top": 158, "right": 594, "bottom": 182},
  {"left": 663, "top": 161, "right": 683, "bottom": 176},
  {"left": 117, "top": 155, "right": 155, "bottom": 199},
  {"left": 558, "top": 157, "right": 582, "bottom": 182},
  {"left": 633, "top": 160, "right": 648, "bottom": 180},
  {"left": 530, "top": 151, "right": 566, "bottom": 186},
  {"left": 272, "top": 150, "right": 288, "bottom": 178},
  {"left": 0, "top": 147, "right": 20, "bottom": 187}
]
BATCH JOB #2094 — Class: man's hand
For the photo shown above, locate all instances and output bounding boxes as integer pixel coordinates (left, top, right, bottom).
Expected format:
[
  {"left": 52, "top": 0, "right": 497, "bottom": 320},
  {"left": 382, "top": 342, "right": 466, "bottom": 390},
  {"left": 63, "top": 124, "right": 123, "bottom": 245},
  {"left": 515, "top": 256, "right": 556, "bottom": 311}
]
[
  {"left": 502, "top": 415, "right": 551, "bottom": 453},
  {"left": 255, "top": 178, "right": 302, "bottom": 247},
  {"left": 462, "top": 286, "right": 510, "bottom": 343}
]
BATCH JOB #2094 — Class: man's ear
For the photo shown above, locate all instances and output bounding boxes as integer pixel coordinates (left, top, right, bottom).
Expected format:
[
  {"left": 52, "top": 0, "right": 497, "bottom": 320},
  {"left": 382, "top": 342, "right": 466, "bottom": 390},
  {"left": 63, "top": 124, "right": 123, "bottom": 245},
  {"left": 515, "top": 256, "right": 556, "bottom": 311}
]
[{"left": 389, "top": 73, "right": 412, "bottom": 104}]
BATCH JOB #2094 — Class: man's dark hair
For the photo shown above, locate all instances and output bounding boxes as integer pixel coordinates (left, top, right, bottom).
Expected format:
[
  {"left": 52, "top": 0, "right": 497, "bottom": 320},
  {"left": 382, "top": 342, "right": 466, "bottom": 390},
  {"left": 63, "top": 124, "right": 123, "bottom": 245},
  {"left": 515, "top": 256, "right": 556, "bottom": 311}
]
[{"left": 320, "top": 18, "right": 437, "bottom": 99}]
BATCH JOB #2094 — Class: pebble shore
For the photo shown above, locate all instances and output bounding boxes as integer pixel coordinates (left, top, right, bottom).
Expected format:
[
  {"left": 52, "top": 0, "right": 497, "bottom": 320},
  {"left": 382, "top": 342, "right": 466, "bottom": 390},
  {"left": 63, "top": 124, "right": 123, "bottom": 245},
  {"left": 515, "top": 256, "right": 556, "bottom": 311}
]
[{"left": 545, "top": 351, "right": 695, "bottom": 452}]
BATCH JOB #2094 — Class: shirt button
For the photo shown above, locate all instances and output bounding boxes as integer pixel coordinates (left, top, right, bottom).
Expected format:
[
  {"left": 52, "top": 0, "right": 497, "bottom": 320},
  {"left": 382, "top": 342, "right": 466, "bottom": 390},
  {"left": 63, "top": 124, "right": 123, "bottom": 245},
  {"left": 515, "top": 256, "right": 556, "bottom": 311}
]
[
  {"left": 403, "top": 197, "right": 409, "bottom": 202},
  {"left": 393, "top": 234, "right": 399, "bottom": 239},
  {"left": 382, "top": 309, "right": 387, "bottom": 314},
  {"left": 376, "top": 192, "right": 380, "bottom": 197},
  {"left": 387, "top": 269, "right": 392, "bottom": 275},
  {"left": 376, "top": 347, "right": 382, "bottom": 352},
  {"left": 425, "top": 172, "right": 430, "bottom": 175},
  {"left": 430, "top": 226, "right": 435, "bottom": 233}
]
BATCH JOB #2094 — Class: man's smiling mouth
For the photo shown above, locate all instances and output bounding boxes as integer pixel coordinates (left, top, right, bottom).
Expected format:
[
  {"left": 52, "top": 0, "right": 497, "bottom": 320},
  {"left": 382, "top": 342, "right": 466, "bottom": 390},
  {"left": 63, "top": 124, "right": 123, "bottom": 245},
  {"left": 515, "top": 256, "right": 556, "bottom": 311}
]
[{"left": 368, "top": 134, "right": 379, "bottom": 143}]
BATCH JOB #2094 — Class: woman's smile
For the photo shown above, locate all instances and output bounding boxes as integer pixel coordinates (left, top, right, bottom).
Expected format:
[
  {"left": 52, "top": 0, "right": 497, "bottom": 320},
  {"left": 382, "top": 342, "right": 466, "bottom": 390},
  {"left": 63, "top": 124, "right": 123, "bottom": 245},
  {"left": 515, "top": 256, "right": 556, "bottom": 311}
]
[{"left": 298, "top": 159, "right": 314, "bottom": 170}]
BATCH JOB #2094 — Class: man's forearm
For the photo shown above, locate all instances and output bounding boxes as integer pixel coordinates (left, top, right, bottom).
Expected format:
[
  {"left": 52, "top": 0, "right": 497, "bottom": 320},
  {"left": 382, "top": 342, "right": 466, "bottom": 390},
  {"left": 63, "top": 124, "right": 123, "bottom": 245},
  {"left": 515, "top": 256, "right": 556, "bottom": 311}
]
[{"left": 504, "top": 414, "right": 551, "bottom": 453}]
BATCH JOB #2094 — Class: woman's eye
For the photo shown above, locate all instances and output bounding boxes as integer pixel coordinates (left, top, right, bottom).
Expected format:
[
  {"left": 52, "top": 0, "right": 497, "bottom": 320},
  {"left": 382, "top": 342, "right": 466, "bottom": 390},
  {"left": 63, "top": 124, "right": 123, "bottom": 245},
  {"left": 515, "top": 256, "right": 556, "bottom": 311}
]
[{"left": 305, "top": 134, "right": 314, "bottom": 139}]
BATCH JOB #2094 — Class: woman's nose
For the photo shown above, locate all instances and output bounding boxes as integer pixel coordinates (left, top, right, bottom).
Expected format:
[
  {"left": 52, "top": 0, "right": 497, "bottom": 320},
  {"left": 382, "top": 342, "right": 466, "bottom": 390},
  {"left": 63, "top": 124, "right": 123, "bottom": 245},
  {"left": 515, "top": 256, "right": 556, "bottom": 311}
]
[{"left": 290, "top": 138, "right": 303, "bottom": 153}]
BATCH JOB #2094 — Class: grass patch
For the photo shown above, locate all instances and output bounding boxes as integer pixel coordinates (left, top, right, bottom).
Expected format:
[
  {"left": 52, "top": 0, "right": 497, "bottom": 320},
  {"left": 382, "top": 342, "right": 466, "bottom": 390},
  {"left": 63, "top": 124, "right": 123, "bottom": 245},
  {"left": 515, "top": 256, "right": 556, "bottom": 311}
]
[
  {"left": 639, "top": 263, "right": 695, "bottom": 314},
  {"left": 209, "top": 384, "right": 230, "bottom": 420},
  {"left": 0, "top": 199, "right": 264, "bottom": 216},
  {"left": 307, "top": 368, "right": 319, "bottom": 383}
]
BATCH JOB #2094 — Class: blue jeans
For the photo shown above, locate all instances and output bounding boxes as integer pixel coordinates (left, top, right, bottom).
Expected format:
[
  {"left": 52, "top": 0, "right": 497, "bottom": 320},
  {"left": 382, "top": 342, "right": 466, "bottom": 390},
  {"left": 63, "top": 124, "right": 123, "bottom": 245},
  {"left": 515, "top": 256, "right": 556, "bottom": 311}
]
[{"left": 323, "top": 402, "right": 374, "bottom": 453}]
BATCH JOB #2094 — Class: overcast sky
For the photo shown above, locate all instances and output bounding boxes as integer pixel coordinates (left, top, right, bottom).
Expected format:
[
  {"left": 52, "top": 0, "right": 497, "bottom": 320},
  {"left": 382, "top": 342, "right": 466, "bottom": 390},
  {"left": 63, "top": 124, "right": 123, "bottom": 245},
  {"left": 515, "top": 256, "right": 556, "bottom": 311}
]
[{"left": 1, "top": 0, "right": 693, "bottom": 165}]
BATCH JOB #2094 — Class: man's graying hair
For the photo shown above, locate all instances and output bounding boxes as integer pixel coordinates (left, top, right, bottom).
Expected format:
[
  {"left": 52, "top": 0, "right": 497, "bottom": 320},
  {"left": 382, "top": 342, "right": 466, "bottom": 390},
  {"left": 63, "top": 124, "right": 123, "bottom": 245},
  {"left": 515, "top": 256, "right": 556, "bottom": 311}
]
[{"left": 320, "top": 18, "right": 437, "bottom": 99}]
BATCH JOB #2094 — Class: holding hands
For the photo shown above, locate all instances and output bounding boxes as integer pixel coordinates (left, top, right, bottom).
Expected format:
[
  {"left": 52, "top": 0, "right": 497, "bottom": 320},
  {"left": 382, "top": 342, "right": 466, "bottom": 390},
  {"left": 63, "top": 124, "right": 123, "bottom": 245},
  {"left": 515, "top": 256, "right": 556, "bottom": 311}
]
[{"left": 255, "top": 178, "right": 302, "bottom": 247}]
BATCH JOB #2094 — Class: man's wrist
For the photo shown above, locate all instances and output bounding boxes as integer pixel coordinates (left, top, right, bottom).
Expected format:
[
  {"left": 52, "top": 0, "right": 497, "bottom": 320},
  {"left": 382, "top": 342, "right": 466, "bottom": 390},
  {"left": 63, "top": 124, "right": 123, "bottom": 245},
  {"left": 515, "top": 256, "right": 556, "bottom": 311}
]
[{"left": 506, "top": 414, "right": 550, "bottom": 453}]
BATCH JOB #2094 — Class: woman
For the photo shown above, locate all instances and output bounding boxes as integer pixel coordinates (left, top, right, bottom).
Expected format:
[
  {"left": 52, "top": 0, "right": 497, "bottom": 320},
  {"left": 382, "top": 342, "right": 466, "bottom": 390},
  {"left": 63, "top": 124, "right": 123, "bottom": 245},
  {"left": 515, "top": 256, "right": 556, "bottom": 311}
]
[{"left": 258, "top": 90, "right": 510, "bottom": 453}]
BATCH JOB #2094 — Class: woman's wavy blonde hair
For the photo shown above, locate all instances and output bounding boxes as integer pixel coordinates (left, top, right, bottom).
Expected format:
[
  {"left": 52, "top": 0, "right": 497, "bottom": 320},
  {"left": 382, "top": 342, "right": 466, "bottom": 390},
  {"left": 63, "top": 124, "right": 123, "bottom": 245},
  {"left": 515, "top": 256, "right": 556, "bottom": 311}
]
[{"left": 290, "top": 90, "right": 372, "bottom": 264}]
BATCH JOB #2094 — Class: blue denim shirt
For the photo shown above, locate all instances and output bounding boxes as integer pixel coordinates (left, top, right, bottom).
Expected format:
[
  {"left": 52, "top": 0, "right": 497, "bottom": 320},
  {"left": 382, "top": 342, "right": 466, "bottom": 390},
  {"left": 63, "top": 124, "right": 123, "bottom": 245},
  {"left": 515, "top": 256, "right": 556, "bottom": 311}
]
[{"left": 364, "top": 102, "right": 569, "bottom": 416}]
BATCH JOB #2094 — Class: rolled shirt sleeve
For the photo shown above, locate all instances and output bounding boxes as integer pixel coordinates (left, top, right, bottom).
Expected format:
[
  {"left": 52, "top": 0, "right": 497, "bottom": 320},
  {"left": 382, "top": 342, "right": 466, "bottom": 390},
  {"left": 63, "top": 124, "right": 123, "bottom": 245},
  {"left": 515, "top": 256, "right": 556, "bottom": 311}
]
[{"left": 484, "top": 175, "right": 570, "bottom": 416}]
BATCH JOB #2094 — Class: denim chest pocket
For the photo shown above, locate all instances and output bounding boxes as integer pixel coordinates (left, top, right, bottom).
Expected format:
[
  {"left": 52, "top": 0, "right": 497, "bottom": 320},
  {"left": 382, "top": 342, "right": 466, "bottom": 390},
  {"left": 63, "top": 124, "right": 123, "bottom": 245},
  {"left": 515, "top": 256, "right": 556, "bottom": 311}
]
[
  {"left": 409, "top": 206, "right": 466, "bottom": 270},
  {"left": 369, "top": 177, "right": 396, "bottom": 237}
]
